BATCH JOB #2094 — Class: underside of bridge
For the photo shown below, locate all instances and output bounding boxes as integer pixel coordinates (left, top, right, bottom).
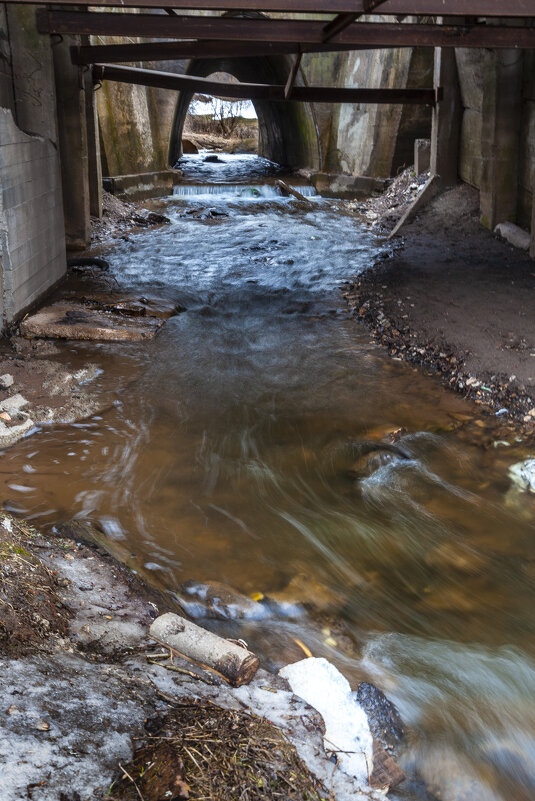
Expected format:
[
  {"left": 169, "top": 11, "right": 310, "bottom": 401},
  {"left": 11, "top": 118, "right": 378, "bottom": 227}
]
[
  {"left": 0, "top": 1, "right": 535, "bottom": 329},
  {"left": 169, "top": 56, "right": 321, "bottom": 169}
]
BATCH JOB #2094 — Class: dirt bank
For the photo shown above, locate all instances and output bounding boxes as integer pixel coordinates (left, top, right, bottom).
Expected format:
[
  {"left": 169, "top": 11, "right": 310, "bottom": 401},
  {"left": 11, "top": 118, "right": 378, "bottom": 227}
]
[
  {"left": 91, "top": 191, "right": 171, "bottom": 244},
  {"left": 0, "top": 514, "right": 407, "bottom": 801},
  {"left": 345, "top": 181, "right": 535, "bottom": 438}
]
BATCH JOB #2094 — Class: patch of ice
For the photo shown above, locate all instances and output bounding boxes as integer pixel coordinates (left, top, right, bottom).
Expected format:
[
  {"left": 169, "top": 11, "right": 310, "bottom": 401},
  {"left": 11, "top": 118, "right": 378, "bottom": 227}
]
[{"left": 279, "top": 657, "right": 373, "bottom": 784}]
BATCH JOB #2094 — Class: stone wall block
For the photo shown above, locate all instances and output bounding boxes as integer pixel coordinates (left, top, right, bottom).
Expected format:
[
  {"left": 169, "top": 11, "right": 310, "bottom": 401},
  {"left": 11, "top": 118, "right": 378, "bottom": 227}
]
[{"left": 0, "top": 108, "right": 66, "bottom": 323}]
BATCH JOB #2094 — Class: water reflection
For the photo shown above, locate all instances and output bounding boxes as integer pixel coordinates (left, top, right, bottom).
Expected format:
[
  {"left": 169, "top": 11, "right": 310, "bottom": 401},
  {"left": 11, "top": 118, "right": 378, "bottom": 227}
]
[{"left": 2, "top": 155, "right": 535, "bottom": 800}]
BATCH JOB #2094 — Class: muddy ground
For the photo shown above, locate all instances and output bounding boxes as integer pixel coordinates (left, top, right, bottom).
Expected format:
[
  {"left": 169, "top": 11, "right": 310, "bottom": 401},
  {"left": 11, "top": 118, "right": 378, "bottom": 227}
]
[{"left": 346, "top": 177, "right": 535, "bottom": 438}]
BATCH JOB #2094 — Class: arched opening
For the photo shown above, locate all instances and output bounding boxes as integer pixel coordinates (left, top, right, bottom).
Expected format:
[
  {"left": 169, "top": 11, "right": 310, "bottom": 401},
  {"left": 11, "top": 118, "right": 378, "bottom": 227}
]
[
  {"left": 184, "top": 73, "right": 260, "bottom": 155},
  {"left": 169, "top": 54, "right": 321, "bottom": 170}
]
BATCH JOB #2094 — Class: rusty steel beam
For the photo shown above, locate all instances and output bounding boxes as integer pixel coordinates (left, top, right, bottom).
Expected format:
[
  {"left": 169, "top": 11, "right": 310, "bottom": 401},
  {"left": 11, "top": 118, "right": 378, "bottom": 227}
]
[
  {"left": 71, "top": 40, "right": 372, "bottom": 65},
  {"left": 17, "top": 0, "right": 535, "bottom": 16},
  {"left": 92, "top": 62, "right": 440, "bottom": 104},
  {"left": 322, "top": 0, "right": 389, "bottom": 43},
  {"left": 38, "top": 11, "right": 535, "bottom": 49},
  {"left": 284, "top": 52, "right": 302, "bottom": 99}
]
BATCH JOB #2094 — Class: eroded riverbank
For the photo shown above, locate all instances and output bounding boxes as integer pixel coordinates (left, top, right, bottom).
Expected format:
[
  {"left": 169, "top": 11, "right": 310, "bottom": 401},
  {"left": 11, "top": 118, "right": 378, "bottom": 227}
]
[{"left": 347, "top": 181, "right": 535, "bottom": 437}]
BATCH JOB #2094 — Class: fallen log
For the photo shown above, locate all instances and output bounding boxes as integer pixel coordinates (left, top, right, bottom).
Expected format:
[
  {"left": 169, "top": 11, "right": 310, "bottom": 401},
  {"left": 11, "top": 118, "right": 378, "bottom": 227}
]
[
  {"left": 149, "top": 612, "right": 259, "bottom": 687},
  {"left": 276, "top": 179, "right": 312, "bottom": 203}
]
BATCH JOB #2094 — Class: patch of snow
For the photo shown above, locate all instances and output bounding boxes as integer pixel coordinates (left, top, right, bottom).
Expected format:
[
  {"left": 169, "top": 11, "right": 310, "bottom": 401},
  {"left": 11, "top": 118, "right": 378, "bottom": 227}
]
[
  {"left": 0, "top": 655, "right": 148, "bottom": 801},
  {"left": 279, "top": 657, "right": 373, "bottom": 784}
]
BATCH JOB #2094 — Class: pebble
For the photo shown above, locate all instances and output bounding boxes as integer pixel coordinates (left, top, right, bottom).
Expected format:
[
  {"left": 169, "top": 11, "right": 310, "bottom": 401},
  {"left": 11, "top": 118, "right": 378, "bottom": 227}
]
[{"left": 0, "top": 374, "right": 14, "bottom": 389}]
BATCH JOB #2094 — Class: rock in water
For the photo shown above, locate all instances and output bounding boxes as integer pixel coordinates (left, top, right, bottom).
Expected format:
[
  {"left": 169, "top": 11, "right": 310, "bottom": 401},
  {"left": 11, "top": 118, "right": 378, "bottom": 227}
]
[
  {"left": 355, "top": 682, "right": 405, "bottom": 752},
  {"left": 176, "top": 579, "right": 269, "bottom": 621},
  {"left": 508, "top": 458, "right": 535, "bottom": 492},
  {"left": 204, "top": 154, "right": 224, "bottom": 163}
]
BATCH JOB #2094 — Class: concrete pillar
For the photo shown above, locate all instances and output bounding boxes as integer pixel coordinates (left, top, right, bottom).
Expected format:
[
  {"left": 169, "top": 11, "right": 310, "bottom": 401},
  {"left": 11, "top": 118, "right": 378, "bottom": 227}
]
[
  {"left": 480, "top": 49, "right": 523, "bottom": 231},
  {"left": 84, "top": 69, "right": 102, "bottom": 219},
  {"left": 430, "top": 47, "right": 462, "bottom": 186},
  {"left": 530, "top": 176, "right": 535, "bottom": 260},
  {"left": 52, "top": 37, "right": 90, "bottom": 250}
]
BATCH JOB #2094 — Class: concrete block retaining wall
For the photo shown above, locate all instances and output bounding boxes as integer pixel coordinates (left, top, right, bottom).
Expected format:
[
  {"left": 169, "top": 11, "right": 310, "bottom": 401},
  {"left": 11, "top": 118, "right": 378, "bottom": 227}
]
[
  {"left": 0, "top": 109, "right": 66, "bottom": 324},
  {"left": 456, "top": 47, "right": 535, "bottom": 230}
]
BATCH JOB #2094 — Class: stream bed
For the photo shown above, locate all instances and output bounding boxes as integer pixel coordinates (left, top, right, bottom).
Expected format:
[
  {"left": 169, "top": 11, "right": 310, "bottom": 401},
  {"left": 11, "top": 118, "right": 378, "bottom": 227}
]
[{"left": 3, "top": 154, "right": 535, "bottom": 800}]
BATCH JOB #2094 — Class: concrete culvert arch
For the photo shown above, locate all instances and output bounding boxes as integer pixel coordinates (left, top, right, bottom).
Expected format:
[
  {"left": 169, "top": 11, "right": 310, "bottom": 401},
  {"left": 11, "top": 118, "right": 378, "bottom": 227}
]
[{"left": 169, "top": 54, "right": 321, "bottom": 170}]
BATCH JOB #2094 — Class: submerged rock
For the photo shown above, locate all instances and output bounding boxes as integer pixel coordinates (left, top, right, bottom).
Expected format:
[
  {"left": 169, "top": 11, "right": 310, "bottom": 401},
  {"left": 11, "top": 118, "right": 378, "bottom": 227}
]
[
  {"left": 176, "top": 579, "right": 269, "bottom": 621},
  {"left": 355, "top": 681, "right": 405, "bottom": 753},
  {"left": 508, "top": 458, "right": 535, "bottom": 492}
]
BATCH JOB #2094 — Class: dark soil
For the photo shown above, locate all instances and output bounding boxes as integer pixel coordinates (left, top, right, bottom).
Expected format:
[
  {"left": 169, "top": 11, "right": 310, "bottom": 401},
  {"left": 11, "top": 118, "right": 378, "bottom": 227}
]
[
  {"left": 0, "top": 516, "right": 72, "bottom": 654},
  {"left": 345, "top": 182, "right": 535, "bottom": 437}
]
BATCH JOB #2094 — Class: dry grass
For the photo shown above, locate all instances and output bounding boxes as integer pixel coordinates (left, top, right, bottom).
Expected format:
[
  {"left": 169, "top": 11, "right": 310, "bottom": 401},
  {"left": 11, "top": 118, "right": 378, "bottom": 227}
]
[{"left": 109, "top": 701, "right": 329, "bottom": 801}]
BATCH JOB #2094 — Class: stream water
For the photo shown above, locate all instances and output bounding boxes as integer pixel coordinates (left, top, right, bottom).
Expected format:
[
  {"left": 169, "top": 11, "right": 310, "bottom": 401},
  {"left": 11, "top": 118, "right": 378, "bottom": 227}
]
[{"left": 4, "top": 153, "right": 535, "bottom": 800}]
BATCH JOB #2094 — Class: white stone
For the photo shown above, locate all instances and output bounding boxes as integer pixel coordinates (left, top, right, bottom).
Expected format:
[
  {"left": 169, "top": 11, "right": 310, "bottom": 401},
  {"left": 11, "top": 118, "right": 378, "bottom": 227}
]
[
  {"left": 509, "top": 458, "right": 535, "bottom": 492},
  {"left": 494, "top": 222, "right": 531, "bottom": 251},
  {"left": 0, "top": 374, "right": 14, "bottom": 389}
]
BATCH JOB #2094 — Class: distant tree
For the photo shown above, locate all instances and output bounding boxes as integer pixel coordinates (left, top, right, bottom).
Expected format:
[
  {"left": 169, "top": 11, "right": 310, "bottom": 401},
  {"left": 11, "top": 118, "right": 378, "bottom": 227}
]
[{"left": 189, "top": 95, "right": 247, "bottom": 137}]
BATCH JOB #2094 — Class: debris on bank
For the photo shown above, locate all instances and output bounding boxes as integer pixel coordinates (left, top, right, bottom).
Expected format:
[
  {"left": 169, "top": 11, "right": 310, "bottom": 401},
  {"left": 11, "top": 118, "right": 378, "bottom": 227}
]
[
  {"left": 345, "top": 180, "right": 535, "bottom": 437},
  {"left": 0, "top": 345, "right": 106, "bottom": 447},
  {"left": 0, "top": 513, "right": 406, "bottom": 801},
  {"left": 346, "top": 166, "right": 431, "bottom": 232},
  {"left": 91, "top": 191, "right": 171, "bottom": 244}
]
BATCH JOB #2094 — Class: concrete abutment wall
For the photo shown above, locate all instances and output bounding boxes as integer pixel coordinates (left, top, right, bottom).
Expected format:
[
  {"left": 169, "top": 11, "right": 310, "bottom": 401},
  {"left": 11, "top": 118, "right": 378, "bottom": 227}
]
[{"left": 0, "top": 4, "right": 67, "bottom": 326}]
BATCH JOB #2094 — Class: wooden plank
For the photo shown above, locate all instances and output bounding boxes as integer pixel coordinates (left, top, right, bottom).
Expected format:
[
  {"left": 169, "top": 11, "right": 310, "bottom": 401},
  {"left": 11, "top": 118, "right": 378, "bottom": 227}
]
[
  {"left": 13, "top": 0, "right": 535, "bottom": 17},
  {"left": 38, "top": 12, "right": 535, "bottom": 49},
  {"left": 71, "top": 41, "right": 370, "bottom": 65},
  {"left": 92, "top": 62, "right": 439, "bottom": 104},
  {"left": 284, "top": 52, "right": 302, "bottom": 99}
]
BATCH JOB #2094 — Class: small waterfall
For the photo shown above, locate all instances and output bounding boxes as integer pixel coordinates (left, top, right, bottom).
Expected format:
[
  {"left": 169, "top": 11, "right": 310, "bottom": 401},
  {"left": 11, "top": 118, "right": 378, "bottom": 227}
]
[{"left": 173, "top": 183, "right": 317, "bottom": 200}]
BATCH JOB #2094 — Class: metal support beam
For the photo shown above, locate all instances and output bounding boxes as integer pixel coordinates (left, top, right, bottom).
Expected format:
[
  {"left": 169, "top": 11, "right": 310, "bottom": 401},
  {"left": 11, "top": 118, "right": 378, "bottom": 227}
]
[
  {"left": 71, "top": 41, "right": 373, "bottom": 65},
  {"left": 92, "top": 62, "right": 440, "bottom": 105},
  {"left": 322, "top": 0, "right": 388, "bottom": 43},
  {"left": 284, "top": 52, "right": 302, "bottom": 99},
  {"left": 15, "top": 0, "right": 535, "bottom": 16},
  {"left": 37, "top": 11, "right": 535, "bottom": 49}
]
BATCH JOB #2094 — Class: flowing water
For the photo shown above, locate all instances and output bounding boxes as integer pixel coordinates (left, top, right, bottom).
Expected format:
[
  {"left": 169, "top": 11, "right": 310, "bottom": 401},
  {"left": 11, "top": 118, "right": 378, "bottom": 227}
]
[{"left": 4, "top": 152, "right": 535, "bottom": 799}]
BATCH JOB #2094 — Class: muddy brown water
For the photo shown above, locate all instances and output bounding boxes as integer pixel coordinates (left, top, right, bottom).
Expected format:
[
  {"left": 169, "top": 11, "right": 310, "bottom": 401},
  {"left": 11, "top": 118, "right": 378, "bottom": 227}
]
[{"left": 4, "top": 154, "right": 535, "bottom": 800}]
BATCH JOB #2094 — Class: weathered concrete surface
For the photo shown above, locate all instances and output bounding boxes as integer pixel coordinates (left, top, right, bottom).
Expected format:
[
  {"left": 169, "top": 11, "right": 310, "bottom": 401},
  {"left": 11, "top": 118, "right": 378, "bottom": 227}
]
[
  {"left": 431, "top": 48, "right": 462, "bottom": 186},
  {"left": 97, "top": 63, "right": 175, "bottom": 176},
  {"left": 480, "top": 50, "right": 523, "bottom": 231},
  {"left": 53, "top": 37, "right": 91, "bottom": 250},
  {"left": 0, "top": 109, "right": 66, "bottom": 325},
  {"left": 104, "top": 168, "right": 182, "bottom": 200},
  {"left": 311, "top": 171, "right": 385, "bottom": 199},
  {"left": 414, "top": 138, "right": 431, "bottom": 175},
  {"left": 5, "top": 4, "right": 58, "bottom": 142},
  {"left": 20, "top": 300, "right": 167, "bottom": 342}
]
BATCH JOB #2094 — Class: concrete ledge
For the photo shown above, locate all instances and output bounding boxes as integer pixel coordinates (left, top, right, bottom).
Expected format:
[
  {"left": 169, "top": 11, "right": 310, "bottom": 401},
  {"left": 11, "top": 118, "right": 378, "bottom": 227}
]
[
  {"left": 103, "top": 169, "right": 183, "bottom": 201},
  {"left": 310, "top": 172, "right": 386, "bottom": 199}
]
